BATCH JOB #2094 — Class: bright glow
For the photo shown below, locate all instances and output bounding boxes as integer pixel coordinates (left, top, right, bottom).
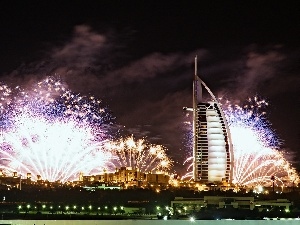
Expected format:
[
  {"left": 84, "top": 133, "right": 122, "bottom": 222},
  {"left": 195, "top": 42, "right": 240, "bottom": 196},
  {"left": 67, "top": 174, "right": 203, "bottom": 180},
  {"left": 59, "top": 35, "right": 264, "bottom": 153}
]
[
  {"left": 104, "top": 136, "right": 172, "bottom": 172},
  {"left": 0, "top": 77, "right": 172, "bottom": 182},
  {"left": 190, "top": 217, "right": 195, "bottom": 222},
  {"left": 183, "top": 96, "right": 299, "bottom": 187},
  {"left": 224, "top": 97, "right": 299, "bottom": 187},
  {"left": 206, "top": 106, "right": 226, "bottom": 181},
  {"left": 254, "top": 186, "right": 263, "bottom": 193},
  {"left": 0, "top": 77, "right": 113, "bottom": 182}
]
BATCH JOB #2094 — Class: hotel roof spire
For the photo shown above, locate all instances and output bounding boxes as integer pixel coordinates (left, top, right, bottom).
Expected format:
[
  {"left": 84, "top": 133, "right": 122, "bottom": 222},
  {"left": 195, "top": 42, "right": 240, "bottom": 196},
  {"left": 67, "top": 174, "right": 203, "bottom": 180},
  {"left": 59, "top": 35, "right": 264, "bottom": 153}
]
[{"left": 194, "top": 55, "right": 202, "bottom": 103}]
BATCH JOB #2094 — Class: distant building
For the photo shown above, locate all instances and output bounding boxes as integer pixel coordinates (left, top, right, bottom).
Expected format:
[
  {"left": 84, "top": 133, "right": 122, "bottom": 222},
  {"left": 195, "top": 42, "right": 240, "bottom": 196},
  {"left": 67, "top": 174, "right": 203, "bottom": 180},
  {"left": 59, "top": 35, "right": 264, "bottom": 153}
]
[
  {"left": 81, "top": 167, "right": 170, "bottom": 188},
  {"left": 170, "top": 196, "right": 292, "bottom": 213},
  {"left": 83, "top": 183, "right": 121, "bottom": 191},
  {"left": 146, "top": 173, "right": 169, "bottom": 185},
  {"left": 115, "top": 167, "right": 144, "bottom": 183}
]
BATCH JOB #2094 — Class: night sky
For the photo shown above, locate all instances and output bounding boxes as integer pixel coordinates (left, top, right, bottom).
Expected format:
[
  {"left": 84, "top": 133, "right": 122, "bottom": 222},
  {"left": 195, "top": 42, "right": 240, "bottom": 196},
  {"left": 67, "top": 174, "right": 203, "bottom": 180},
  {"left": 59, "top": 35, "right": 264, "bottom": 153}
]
[{"left": 0, "top": 1, "right": 299, "bottom": 174}]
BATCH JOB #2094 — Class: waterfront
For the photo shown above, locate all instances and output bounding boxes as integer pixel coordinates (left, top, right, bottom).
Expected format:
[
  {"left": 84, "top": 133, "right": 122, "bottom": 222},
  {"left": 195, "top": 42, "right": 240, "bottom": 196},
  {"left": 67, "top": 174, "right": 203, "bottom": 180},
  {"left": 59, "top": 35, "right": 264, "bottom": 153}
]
[{"left": 1, "top": 219, "right": 300, "bottom": 225}]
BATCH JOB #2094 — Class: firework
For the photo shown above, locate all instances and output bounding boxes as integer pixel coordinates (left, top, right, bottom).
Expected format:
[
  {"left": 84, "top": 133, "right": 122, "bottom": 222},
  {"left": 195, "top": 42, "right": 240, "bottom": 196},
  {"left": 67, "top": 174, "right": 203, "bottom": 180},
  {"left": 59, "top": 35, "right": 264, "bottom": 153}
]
[
  {"left": 224, "top": 97, "right": 299, "bottom": 187},
  {"left": 0, "top": 77, "right": 113, "bottom": 182},
  {"left": 0, "top": 77, "right": 172, "bottom": 182},
  {"left": 104, "top": 136, "right": 172, "bottom": 173},
  {"left": 183, "top": 96, "right": 299, "bottom": 187}
]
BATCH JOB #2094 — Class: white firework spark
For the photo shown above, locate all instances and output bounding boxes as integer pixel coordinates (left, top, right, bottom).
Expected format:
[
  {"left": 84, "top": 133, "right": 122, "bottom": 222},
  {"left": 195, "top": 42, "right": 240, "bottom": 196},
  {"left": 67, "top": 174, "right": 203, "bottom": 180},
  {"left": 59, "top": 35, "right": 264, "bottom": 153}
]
[
  {"left": 183, "top": 96, "right": 299, "bottom": 187},
  {"left": 104, "top": 136, "right": 172, "bottom": 173},
  {"left": 0, "top": 77, "right": 172, "bottom": 182},
  {"left": 0, "top": 77, "right": 113, "bottom": 182},
  {"left": 224, "top": 97, "right": 299, "bottom": 187}
]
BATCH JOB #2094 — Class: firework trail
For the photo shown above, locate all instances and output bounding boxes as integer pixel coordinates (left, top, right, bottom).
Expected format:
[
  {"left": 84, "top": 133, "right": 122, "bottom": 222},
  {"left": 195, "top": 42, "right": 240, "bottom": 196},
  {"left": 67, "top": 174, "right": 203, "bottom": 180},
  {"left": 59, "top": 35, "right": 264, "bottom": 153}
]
[
  {"left": 0, "top": 77, "right": 172, "bottom": 182},
  {"left": 104, "top": 136, "right": 172, "bottom": 173},
  {"left": 0, "top": 77, "right": 113, "bottom": 182},
  {"left": 224, "top": 96, "right": 299, "bottom": 187}
]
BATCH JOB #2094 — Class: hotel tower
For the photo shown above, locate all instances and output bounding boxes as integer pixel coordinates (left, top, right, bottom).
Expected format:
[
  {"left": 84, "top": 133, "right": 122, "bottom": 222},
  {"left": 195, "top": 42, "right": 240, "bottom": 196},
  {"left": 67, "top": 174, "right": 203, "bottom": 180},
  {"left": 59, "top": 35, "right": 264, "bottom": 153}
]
[{"left": 191, "top": 56, "right": 233, "bottom": 183}]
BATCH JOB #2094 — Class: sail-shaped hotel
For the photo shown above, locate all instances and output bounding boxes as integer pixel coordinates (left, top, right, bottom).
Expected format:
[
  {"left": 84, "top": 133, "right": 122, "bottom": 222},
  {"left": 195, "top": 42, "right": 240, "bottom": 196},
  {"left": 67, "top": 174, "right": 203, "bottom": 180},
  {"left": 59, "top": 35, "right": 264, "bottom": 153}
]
[{"left": 190, "top": 56, "right": 234, "bottom": 183}]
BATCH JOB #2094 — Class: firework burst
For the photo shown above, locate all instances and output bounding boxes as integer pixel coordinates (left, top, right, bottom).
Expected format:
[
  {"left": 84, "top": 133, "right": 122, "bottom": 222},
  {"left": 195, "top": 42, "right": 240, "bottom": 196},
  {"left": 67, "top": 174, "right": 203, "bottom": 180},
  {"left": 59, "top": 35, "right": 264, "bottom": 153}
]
[
  {"left": 0, "top": 77, "right": 172, "bottom": 182},
  {"left": 183, "top": 96, "right": 299, "bottom": 187},
  {"left": 104, "top": 136, "right": 172, "bottom": 173},
  {"left": 0, "top": 77, "right": 113, "bottom": 182},
  {"left": 224, "top": 96, "right": 299, "bottom": 187}
]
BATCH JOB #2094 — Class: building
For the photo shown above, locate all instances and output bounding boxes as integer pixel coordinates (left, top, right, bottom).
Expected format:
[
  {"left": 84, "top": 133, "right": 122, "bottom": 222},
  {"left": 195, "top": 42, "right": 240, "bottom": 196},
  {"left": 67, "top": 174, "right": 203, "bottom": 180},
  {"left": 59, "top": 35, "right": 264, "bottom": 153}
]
[
  {"left": 170, "top": 196, "right": 292, "bottom": 213},
  {"left": 81, "top": 167, "right": 170, "bottom": 189},
  {"left": 83, "top": 183, "right": 121, "bottom": 191},
  {"left": 191, "top": 56, "right": 233, "bottom": 183}
]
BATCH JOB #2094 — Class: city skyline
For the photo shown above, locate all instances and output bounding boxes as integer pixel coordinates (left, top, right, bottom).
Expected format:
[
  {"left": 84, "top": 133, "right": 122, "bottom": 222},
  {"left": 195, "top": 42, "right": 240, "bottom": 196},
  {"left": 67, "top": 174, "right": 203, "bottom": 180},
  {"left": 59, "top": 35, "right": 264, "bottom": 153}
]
[{"left": 0, "top": 1, "right": 299, "bottom": 173}]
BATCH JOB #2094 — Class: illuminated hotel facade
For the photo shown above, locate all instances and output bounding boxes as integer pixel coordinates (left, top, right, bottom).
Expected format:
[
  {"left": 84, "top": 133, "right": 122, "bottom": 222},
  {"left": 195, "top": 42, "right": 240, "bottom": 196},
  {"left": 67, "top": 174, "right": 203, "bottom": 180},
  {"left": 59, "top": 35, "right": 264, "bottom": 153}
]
[{"left": 191, "top": 56, "right": 233, "bottom": 183}]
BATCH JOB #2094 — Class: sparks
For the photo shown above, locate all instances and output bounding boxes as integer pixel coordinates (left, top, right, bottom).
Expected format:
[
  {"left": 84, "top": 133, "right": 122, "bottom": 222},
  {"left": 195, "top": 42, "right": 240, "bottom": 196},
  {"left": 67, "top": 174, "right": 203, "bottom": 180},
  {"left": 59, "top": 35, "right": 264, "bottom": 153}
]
[
  {"left": 224, "top": 97, "right": 299, "bottom": 187},
  {"left": 183, "top": 96, "right": 299, "bottom": 187},
  {"left": 104, "top": 136, "right": 172, "bottom": 173},
  {"left": 0, "top": 77, "right": 113, "bottom": 182},
  {"left": 0, "top": 77, "right": 172, "bottom": 182}
]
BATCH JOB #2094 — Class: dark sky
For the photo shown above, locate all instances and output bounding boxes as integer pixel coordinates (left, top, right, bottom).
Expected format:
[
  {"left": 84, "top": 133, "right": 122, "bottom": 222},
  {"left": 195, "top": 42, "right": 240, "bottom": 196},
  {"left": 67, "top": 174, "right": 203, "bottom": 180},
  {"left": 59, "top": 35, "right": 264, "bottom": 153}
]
[{"left": 0, "top": 1, "right": 299, "bottom": 173}]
